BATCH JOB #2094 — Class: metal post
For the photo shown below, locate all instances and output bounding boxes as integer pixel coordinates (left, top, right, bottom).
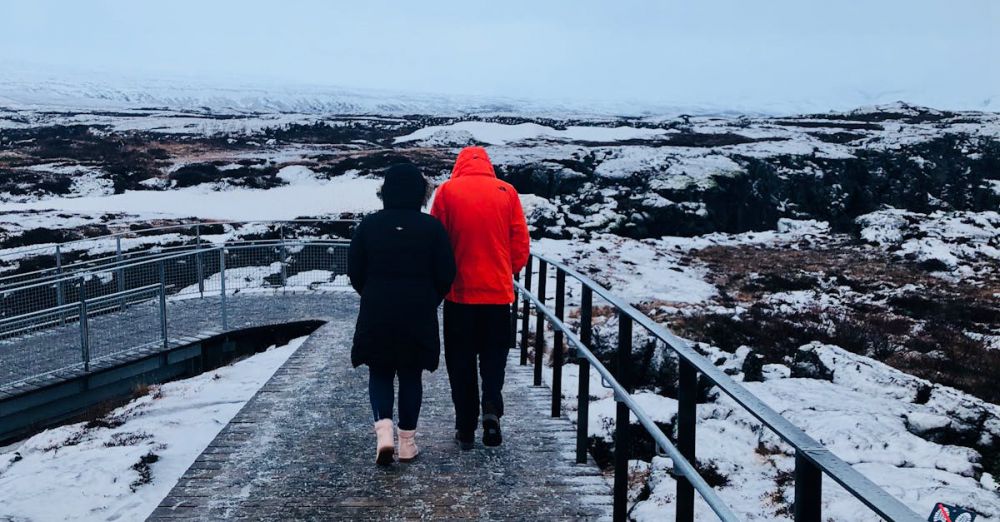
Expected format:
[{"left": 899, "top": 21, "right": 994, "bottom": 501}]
[
  {"left": 552, "top": 269, "right": 565, "bottom": 417},
  {"left": 79, "top": 299, "right": 90, "bottom": 372},
  {"left": 520, "top": 256, "right": 534, "bottom": 366},
  {"left": 576, "top": 285, "right": 593, "bottom": 465},
  {"left": 78, "top": 274, "right": 87, "bottom": 310},
  {"left": 159, "top": 278, "right": 168, "bottom": 350},
  {"left": 533, "top": 259, "right": 548, "bottom": 386},
  {"left": 613, "top": 313, "right": 633, "bottom": 522},
  {"left": 677, "top": 358, "right": 698, "bottom": 522},
  {"left": 116, "top": 237, "right": 126, "bottom": 312},
  {"left": 196, "top": 224, "right": 205, "bottom": 297},
  {"left": 219, "top": 248, "right": 228, "bottom": 330},
  {"left": 279, "top": 225, "right": 288, "bottom": 289},
  {"left": 115, "top": 237, "right": 124, "bottom": 291},
  {"left": 794, "top": 452, "right": 822, "bottom": 522},
  {"left": 511, "top": 272, "right": 520, "bottom": 352},
  {"left": 55, "top": 245, "right": 65, "bottom": 323}
]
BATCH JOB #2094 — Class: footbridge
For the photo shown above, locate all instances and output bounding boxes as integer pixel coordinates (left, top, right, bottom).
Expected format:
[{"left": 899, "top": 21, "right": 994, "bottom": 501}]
[{"left": 0, "top": 220, "right": 922, "bottom": 521}]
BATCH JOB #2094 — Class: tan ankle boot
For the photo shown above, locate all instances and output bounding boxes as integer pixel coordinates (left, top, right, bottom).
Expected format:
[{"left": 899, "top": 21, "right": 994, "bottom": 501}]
[
  {"left": 397, "top": 428, "right": 420, "bottom": 462},
  {"left": 374, "top": 419, "right": 395, "bottom": 465}
]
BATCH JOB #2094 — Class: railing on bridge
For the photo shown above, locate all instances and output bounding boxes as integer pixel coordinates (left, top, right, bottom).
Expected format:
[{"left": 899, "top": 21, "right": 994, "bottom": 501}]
[
  {"left": 0, "top": 221, "right": 353, "bottom": 391},
  {"left": 513, "top": 254, "right": 922, "bottom": 522}
]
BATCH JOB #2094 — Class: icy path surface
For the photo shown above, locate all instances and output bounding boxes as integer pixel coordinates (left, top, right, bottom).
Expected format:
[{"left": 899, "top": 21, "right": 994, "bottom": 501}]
[
  {"left": 0, "top": 336, "right": 308, "bottom": 521},
  {"left": 150, "top": 318, "right": 613, "bottom": 520}
]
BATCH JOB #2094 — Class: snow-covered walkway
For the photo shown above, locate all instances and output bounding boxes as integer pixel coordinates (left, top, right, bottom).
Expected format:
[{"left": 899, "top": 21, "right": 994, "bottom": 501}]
[{"left": 149, "top": 317, "right": 613, "bottom": 520}]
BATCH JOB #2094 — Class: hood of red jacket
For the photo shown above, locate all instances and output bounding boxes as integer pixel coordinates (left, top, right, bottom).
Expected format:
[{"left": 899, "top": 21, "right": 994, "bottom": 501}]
[{"left": 451, "top": 146, "right": 496, "bottom": 178}]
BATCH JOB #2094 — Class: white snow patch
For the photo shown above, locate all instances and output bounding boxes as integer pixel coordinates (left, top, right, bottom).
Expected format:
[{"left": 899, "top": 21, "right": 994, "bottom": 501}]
[
  {"left": 776, "top": 218, "right": 829, "bottom": 235},
  {"left": 0, "top": 336, "right": 307, "bottom": 521},
  {"left": 533, "top": 235, "right": 717, "bottom": 305},
  {"left": 1, "top": 171, "right": 383, "bottom": 221},
  {"left": 654, "top": 154, "right": 744, "bottom": 190},
  {"left": 857, "top": 209, "right": 1000, "bottom": 272},
  {"left": 629, "top": 343, "right": 1000, "bottom": 520}
]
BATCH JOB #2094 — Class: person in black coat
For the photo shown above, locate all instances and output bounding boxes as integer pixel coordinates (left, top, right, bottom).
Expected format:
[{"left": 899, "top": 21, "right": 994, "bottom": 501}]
[{"left": 348, "top": 163, "right": 456, "bottom": 465}]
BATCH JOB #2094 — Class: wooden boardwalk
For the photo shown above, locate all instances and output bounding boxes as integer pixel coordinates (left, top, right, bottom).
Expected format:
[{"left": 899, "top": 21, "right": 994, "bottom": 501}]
[{"left": 149, "top": 314, "right": 613, "bottom": 520}]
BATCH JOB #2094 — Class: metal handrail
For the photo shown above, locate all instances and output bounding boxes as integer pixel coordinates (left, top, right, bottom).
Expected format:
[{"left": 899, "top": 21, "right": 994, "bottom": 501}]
[
  {"left": 0, "top": 219, "right": 357, "bottom": 288},
  {"left": 515, "top": 280, "right": 739, "bottom": 521},
  {"left": 1, "top": 234, "right": 354, "bottom": 391},
  {"left": 517, "top": 253, "right": 922, "bottom": 522},
  {"left": 0, "top": 284, "right": 161, "bottom": 329},
  {"left": 0, "top": 239, "right": 351, "bottom": 295}
]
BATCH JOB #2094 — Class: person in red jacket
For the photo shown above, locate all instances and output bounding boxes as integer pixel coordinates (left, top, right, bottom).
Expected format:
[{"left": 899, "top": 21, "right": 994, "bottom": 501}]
[{"left": 431, "top": 146, "right": 530, "bottom": 449}]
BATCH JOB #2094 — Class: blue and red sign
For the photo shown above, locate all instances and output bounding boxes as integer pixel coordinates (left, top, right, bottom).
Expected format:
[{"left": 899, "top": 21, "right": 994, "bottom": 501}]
[{"left": 928, "top": 503, "right": 977, "bottom": 522}]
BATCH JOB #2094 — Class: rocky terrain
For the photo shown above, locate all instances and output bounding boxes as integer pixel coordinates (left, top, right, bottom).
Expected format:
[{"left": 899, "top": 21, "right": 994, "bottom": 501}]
[{"left": 2, "top": 101, "right": 999, "bottom": 519}]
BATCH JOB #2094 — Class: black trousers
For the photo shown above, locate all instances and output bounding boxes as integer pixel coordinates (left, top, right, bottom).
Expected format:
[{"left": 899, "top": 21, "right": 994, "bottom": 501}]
[
  {"left": 368, "top": 365, "right": 423, "bottom": 430},
  {"left": 443, "top": 301, "right": 511, "bottom": 434}
]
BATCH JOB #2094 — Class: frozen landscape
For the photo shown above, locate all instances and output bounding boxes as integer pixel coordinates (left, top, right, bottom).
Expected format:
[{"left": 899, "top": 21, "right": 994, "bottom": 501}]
[{"left": 1, "top": 82, "right": 999, "bottom": 520}]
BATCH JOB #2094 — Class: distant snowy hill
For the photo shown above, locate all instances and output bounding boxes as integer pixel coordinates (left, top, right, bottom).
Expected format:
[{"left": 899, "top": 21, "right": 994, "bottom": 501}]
[
  {"left": 4, "top": 65, "right": 994, "bottom": 118},
  {"left": 0, "top": 67, "right": 699, "bottom": 118}
]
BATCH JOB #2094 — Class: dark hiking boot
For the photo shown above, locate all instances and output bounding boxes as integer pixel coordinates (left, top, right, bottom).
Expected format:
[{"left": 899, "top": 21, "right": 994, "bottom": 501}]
[
  {"left": 482, "top": 413, "right": 502, "bottom": 447},
  {"left": 455, "top": 430, "right": 474, "bottom": 451}
]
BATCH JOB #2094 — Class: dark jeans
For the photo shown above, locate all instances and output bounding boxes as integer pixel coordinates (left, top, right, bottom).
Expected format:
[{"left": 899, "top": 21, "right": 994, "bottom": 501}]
[
  {"left": 369, "top": 365, "right": 423, "bottom": 431},
  {"left": 443, "top": 301, "right": 511, "bottom": 434}
]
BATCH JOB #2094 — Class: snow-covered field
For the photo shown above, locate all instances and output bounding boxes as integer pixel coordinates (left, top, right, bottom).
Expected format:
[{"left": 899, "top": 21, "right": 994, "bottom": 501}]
[
  {"left": 0, "top": 337, "right": 306, "bottom": 521},
  {"left": 2, "top": 166, "right": 381, "bottom": 222}
]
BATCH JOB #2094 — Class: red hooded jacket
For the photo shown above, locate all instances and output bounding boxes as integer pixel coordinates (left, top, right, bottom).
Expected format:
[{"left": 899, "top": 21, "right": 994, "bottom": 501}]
[{"left": 431, "top": 147, "right": 530, "bottom": 305}]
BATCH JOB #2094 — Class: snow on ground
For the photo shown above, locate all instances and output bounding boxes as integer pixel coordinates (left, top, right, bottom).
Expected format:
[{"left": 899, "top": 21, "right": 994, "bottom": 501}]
[
  {"left": 171, "top": 267, "right": 352, "bottom": 297},
  {"left": 654, "top": 154, "right": 744, "bottom": 190},
  {"left": 538, "top": 335, "right": 1000, "bottom": 520},
  {"left": 532, "top": 235, "right": 717, "bottom": 306},
  {"left": 858, "top": 209, "right": 1000, "bottom": 275},
  {"left": 1, "top": 167, "right": 383, "bottom": 221},
  {"left": 0, "top": 336, "right": 307, "bottom": 521},
  {"left": 526, "top": 224, "right": 1000, "bottom": 520}
]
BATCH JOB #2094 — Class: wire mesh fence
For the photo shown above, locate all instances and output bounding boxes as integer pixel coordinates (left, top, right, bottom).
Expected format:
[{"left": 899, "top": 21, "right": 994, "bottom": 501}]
[
  {"left": 0, "top": 223, "right": 356, "bottom": 393},
  {"left": 85, "top": 285, "right": 164, "bottom": 367}
]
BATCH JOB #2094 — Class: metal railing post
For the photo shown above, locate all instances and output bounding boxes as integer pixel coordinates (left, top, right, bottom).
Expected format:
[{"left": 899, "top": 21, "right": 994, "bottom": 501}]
[
  {"left": 511, "top": 272, "right": 520, "bottom": 351},
  {"left": 520, "top": 256, "right": 534, "bottom": 366},
  {"left": 79, "top": 298, "right": 90, "bottom": 372},
  {"left": 78, "top": 274, "right": 87, "bottom": 309},
  {"left": 115, "top": 236, "right": 124, "bottom": 287},
  {"left": 576, "top": 285, "right": 593, "bottom": 464},
  {"left": 677, "top": 358, "right": 698, "bottom": 522},
  {"left": 115, "top": 236, "right": 126, "bottom": 312},
  {"left": 613, "top": 313, "right": 633, "bottom": 522},
  {"left": 159, "top": 276, "right": 168, "bottom": 349},
  {"left": 279, "top": 225, "right": 288, "bottom": 289},
  {"left": 794, "top": 452, "right": 822, "bottom": 522},
  {"left": 56, "top": 245, "right": 65, "bottom": 324},
  {"left": 196, "top": 224, "right": 205, "bottom": 297},
  {"left": 552, "top": 269, "right": 565, "bottom": 417},
  {"left": 533, "top": 259, "right": 548, "bottom": 386},
  {"left": 219, "top": 248, "right": 228, "bottom": 330}
]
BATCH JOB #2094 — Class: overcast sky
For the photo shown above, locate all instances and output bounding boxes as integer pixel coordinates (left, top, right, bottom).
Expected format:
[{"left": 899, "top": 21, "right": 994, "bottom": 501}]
[{"left": 1, "top": 0, "right": 998, "bottom": 111}]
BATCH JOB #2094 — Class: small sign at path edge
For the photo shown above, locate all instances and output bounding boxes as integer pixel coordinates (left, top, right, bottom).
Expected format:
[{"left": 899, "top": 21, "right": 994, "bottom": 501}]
[{"left": 928, "top": 503, "right": 977, "bottom": 522}]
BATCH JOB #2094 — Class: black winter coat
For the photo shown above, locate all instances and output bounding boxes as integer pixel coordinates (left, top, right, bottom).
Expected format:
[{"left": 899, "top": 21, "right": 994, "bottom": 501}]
[{"left": 348, "top": 209, "right": 456, "bottom": 371}]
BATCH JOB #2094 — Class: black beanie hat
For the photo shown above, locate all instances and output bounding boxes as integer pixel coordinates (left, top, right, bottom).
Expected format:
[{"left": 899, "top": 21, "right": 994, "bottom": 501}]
[{"left": 380, "top": 163, "right": 428, "bottom": 210}]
